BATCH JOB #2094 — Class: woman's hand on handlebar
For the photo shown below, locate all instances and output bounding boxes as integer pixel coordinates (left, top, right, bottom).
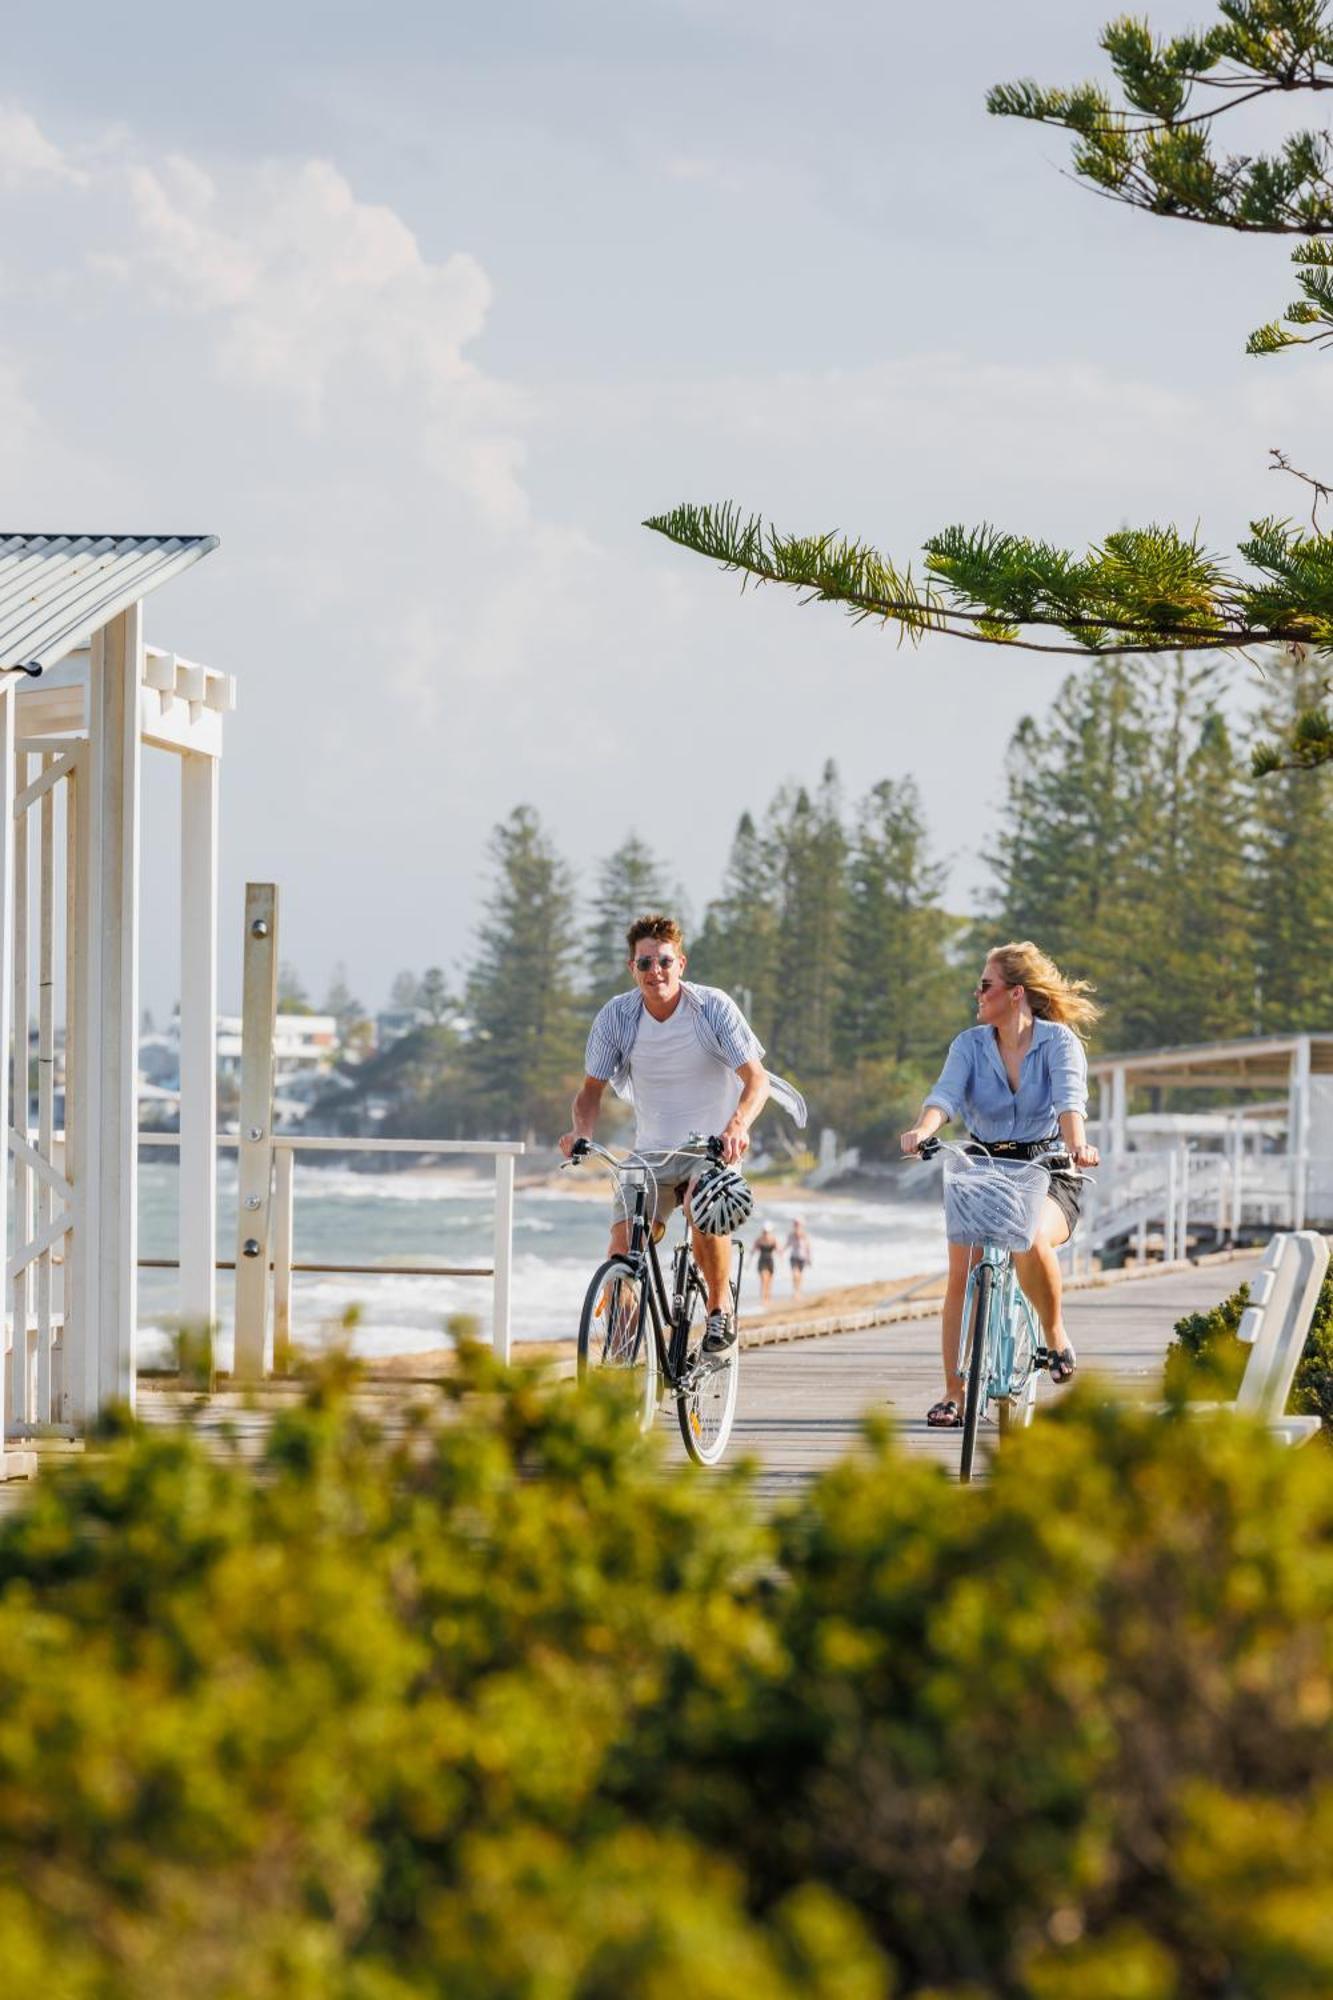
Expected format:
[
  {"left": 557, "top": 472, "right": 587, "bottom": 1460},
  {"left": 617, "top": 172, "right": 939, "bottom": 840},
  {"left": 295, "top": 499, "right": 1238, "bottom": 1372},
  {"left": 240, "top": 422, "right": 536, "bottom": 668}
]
[
  {"left": 1072, "top": 1142, "right": 1100, "bottom": 1169},
  {"left": 900, "top": 1127, "right": 926, "bottom": 1156}
]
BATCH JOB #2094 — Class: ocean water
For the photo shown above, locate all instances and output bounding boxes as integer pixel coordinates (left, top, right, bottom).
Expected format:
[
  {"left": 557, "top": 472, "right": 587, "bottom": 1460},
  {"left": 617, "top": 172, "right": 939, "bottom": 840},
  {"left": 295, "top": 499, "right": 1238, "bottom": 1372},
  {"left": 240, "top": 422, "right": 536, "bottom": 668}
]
[{"left": 137, "top": 1158, "right": 946, "bottom": 1367}]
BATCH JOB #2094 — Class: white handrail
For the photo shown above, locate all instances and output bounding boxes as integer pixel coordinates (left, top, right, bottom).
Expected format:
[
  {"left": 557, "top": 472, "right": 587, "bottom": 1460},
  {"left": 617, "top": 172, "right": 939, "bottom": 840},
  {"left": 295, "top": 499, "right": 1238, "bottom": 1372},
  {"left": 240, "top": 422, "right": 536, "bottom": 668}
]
[{"left": 137, "top": 1129, "right": 525, "bottom": 1362}]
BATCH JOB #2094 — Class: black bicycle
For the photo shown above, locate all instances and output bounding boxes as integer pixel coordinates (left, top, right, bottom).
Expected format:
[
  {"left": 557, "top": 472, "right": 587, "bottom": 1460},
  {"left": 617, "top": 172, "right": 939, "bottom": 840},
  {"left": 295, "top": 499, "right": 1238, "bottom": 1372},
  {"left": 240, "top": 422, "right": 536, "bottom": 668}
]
[{"left": 567, "top": 1134, "right": 743, "bottom": 1465}]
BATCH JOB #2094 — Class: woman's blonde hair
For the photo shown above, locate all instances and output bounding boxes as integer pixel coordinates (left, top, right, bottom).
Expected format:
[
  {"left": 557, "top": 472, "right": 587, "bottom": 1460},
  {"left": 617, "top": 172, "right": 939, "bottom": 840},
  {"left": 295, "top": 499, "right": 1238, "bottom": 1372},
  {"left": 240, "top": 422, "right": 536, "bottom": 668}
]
[{"left": 986, "top": 940, "right": 1101, "bottom": 1037}]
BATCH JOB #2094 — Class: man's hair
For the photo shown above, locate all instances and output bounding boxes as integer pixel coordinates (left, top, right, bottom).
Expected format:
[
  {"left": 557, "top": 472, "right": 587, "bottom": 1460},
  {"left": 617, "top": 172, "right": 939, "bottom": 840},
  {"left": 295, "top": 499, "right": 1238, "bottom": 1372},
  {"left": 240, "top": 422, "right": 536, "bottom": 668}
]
[{"left": 626, "top": 912, "right": 684, "bottom": 956}]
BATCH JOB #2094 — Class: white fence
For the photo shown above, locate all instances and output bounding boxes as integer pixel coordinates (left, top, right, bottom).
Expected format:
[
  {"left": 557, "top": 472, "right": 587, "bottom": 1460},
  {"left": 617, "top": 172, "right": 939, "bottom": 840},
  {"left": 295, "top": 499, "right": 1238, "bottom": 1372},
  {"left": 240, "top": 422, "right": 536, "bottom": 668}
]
[
  {"left": 1069, "top": 1145, "right": 1322, "bottom": 1275},
  {"left": 139, "top": 1133, "right": 524, "bottom": 1365}
]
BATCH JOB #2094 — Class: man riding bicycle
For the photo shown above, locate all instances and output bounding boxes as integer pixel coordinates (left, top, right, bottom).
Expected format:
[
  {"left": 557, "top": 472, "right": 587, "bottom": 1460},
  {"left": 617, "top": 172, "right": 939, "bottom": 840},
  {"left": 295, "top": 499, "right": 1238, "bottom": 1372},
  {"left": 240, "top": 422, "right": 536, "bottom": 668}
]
[{"left": 559, "top": 913, "right": 805, "bottom": 1355}]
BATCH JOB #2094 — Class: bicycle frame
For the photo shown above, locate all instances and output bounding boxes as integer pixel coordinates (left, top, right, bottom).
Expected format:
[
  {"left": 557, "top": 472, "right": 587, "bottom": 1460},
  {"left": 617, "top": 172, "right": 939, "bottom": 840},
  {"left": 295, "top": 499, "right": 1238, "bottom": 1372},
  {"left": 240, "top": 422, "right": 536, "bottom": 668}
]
[
  {"left": 616, "top": 1171, "right": 707, "bottom": 1389},
  {"left": 958, "top": 1239, "right": 1042, "bottom": 1423}
]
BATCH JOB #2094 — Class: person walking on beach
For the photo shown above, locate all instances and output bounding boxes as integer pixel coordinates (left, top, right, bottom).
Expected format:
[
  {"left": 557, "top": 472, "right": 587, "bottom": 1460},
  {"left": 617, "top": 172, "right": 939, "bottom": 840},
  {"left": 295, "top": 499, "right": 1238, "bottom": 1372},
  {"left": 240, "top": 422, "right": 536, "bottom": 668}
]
[
  {"left": 559, "top": 914, "right": 805, "bottom": 1354},
  {"left": 785, "top": 1218, "right": 812, "bottom": 1296},
  {"left": 899, "top": 940, "right": 1100, "bottom": 1429},
  {"left": 753, "top": 1221, "right": 780, "bottom": 1305}
]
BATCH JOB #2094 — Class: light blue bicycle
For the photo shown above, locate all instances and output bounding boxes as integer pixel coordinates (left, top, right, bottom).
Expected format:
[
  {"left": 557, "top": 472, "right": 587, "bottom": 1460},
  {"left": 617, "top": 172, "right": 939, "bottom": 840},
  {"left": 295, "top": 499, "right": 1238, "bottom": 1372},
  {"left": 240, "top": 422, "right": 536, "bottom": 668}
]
[{"left": 919, "top": 1137, "right": 1072, "bottom": 1482}]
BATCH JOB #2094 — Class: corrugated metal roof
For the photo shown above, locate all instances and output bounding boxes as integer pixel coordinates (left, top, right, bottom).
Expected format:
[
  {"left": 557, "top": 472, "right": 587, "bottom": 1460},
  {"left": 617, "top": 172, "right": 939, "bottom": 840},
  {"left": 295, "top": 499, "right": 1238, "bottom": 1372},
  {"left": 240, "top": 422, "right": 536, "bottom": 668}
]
[{"left": 0, "top": 534, "right": 219, "bottom": 672}]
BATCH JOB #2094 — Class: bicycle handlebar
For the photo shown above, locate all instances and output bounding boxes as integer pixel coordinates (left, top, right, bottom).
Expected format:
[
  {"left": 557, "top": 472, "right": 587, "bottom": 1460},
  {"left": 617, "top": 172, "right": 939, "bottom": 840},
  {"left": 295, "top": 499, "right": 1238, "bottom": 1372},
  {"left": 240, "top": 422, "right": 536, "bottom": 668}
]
[{"left": 564, "top": 1133, "right": 724, "bottom": 1174}]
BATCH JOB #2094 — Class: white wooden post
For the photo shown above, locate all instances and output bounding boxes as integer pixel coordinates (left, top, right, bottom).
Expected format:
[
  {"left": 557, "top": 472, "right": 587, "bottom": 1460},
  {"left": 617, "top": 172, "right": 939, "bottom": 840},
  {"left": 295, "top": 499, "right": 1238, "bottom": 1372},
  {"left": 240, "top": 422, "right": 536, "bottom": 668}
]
[
  {"left": 179, "top": 751, "right": 218, "bottom": 1332},
  {"left": 0, "top": 680, "right": 34, "bottom": 1473},
  {"left": 492, "top": 1151, "right": 515, "bottom": 1362},
  {"left": 233, "top": 884, "right": 278, "bottom": 1380},
  {"left": 272, "top": 1143, "right": 294, "bottom": 1374},
  {"left": 1165, "top": 1147, "right": 1178, "bottom": 1266},
  {"left": 1289, "top": 1036, "right": 1311, "bottom": 1229},
  {"left": 35, "top": 756, "right": 55, "bottom": 1423},
  {"left": 10, "top": 751, "right": 29, "bottom": 1426},
  {"left": 67, "top": 607, "right": 143, "bottom": 1419},
  {"left": 1110, "top": 1065, "right": 1128, "bottom": 1156}
]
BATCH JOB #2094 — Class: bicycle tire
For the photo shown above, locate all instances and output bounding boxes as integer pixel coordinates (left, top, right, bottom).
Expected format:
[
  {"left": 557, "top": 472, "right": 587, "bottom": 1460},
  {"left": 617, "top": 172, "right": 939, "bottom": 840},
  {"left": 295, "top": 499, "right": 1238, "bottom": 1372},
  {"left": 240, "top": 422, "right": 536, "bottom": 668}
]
[
  {"left": 578, "top": 1257, "right": 658, "bottom": 1434},
  {"left": 960, "top": 1261, "right": 993, "bottom": 1484},
  {"left": 676, "top": 1264, "right": 741, "bottom": 1466}
]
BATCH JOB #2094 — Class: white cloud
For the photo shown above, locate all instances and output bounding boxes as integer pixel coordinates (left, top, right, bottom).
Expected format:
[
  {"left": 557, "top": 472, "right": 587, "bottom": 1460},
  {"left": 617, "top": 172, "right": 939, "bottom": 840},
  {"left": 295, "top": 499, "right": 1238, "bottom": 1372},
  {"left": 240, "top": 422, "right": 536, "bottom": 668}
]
[
  {"left": 120, "top": 153, "right": 527, "bottom": 528},
  {"left": 0, "top": 106, "right": 86, "bottom": 191}
]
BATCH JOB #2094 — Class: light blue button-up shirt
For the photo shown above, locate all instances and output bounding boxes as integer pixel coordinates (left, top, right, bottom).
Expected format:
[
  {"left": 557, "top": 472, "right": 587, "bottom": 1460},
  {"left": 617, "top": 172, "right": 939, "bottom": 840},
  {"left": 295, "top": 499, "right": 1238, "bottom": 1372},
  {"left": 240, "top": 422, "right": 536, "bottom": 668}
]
[{"left": 924, "top": 1019, "right": 1088, "bottom": 1143}]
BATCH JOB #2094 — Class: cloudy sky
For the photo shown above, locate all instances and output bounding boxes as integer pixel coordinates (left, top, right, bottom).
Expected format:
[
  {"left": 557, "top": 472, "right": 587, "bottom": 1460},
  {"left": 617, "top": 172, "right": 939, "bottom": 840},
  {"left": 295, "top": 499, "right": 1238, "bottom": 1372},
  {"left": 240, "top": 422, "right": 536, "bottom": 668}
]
[{"left": 2, "top": 1, "right": 1323, "bottom": 1015}]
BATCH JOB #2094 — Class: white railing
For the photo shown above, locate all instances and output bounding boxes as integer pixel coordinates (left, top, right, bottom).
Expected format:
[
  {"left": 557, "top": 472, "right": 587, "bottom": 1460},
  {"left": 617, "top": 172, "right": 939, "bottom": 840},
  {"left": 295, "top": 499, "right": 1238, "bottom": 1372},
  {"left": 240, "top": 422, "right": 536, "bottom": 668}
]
[
  {"left": 1071, "top": 1144, "right": 1320, "bottom": 1274},
  {"left": 139, "top": 1133, "right": 524, "bottom": 1363}
]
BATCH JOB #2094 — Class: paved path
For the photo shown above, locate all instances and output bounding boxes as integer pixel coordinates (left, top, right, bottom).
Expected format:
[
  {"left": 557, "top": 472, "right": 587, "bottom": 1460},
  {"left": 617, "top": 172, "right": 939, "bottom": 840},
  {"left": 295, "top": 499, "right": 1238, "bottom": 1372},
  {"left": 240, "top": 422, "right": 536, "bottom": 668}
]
[{"left": 674, "top": 1254, "right": 1258, "bottom": 1500}]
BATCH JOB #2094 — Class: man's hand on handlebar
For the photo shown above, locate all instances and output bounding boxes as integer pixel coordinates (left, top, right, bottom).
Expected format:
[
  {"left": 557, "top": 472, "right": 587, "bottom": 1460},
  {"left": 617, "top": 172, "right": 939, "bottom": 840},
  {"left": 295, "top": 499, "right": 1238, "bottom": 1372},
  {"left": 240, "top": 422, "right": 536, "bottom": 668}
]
[
  {"left": 718, "top": 1116, "right": 750, "bottom": 1166},
  {"left": 558, "top": 1131, "right": 590, "bottom": 1160}
]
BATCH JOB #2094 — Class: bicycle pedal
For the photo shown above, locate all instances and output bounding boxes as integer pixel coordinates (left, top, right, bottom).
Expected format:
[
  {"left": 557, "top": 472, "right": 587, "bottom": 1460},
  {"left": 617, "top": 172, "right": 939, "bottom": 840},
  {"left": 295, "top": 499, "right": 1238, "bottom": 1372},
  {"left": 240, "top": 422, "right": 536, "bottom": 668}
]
[{"left": 1034, "top": 1346, "right": 1053, "bottom": 1370}]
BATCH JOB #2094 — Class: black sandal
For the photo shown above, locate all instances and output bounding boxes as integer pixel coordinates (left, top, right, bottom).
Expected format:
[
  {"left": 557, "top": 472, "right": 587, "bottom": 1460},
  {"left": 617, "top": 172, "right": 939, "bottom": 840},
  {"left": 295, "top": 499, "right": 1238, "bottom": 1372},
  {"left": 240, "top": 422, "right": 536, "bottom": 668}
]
[
  {"left": 1049, "top": 1346, "right": 1078, "bottom": 1386},
  {"left": 927, "top": 1398, "right": 963, "bottom": 1428}
]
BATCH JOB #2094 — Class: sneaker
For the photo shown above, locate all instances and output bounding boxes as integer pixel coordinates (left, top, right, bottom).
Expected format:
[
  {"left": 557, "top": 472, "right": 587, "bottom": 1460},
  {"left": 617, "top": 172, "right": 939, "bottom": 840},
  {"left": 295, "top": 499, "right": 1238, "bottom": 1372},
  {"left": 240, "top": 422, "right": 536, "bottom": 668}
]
[{"left": 702, "top": 1309, "right": 737, "bottom": 1355}]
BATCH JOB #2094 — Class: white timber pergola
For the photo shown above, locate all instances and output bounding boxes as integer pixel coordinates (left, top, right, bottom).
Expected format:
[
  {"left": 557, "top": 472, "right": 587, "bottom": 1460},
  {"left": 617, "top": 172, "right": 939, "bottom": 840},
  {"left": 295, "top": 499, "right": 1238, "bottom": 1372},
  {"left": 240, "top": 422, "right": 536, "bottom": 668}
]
[
  {"left": 1091, "top": 1033, "right": 1333, "bottom": 1228},
  {"left": 0, "top": 534, "right": 227, "bottom": 1470}
]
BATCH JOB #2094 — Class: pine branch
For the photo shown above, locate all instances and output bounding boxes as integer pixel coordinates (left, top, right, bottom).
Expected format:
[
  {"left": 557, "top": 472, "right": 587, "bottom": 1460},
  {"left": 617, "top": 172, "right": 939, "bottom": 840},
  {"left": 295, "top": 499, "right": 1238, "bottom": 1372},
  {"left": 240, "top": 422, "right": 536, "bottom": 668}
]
[
  {"left": 644, "top": 501, "right": 1333, "bottom": 659},
  {"left": 991, "top": 2, "right": 1333, "bottom": 338},
  {"left": 646, "top": 502, "right": 1333, "bottom": 769}
]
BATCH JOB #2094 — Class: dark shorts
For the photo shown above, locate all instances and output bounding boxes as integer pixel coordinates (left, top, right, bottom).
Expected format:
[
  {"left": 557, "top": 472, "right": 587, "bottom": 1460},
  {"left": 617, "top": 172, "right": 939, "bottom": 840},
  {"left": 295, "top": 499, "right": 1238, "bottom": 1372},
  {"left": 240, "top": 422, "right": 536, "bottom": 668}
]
[
  {"left": 757, "top": 1251, "right": 776, "bottom": 1275},
  {"left": 1044, "top": 1169, "right": 1082, "bottom": 1238}
]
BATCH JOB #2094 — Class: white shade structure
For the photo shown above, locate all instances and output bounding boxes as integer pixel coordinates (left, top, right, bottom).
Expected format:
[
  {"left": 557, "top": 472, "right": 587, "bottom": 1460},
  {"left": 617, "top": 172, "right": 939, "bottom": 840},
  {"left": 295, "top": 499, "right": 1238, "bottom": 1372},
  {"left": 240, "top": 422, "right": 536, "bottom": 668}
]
[{"left": 0, "top": 533, "right": 223, "bottom": 1469}]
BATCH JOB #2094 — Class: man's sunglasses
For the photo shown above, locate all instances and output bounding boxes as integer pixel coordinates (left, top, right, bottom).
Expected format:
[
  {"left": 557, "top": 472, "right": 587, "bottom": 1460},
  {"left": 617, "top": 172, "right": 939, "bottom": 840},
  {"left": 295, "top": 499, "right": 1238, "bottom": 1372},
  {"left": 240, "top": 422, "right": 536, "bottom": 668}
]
[{"left": 635, "top": 953, "right": 678, "bottom": 972}]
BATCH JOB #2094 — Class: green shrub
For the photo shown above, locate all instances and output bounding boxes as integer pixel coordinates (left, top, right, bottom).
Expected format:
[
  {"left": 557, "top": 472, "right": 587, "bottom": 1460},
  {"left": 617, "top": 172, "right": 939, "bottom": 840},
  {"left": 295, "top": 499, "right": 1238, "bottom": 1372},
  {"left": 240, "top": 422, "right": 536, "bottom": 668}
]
[
  {"left": 1166, "top": 1265, "right": 1333, "bottom": 1430},
  {"left": 3, "top": 1356, "right": 1333, "bottom": 1994}
]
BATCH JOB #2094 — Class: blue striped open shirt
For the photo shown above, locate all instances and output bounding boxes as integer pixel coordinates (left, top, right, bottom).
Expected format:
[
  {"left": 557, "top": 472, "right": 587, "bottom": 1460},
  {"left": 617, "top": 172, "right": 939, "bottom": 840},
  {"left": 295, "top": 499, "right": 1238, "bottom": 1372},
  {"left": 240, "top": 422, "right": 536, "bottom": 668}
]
[
  {"left": 924, "top": 1020, "right": 1088, "bottom": 1143},
  {"left": 585, "top": 982, "right": 807, "bottom": 1128}
]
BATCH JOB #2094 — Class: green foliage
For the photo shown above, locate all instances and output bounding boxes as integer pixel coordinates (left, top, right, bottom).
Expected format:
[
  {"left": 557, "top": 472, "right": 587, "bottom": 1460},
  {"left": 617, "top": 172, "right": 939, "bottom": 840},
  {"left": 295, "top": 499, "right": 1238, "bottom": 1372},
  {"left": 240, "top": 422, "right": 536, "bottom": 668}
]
[
  {"left": 989, "top": 654, "right": 1262, "bottom": 1049},
  {"left": 1248, "top": 238, "right": 1333, "bottom": 353},
  {"left": 645, "top": 5, "right": 1333, "bottom": 776},
  {"left": 464, "top": 805, "right": 585, "bottom": 1141},
  {"left": 10, "top": 1362, "right": 1333, "bottom": 1993},
  {"left": 585, "top": 833, "right": 672, "bottom": 1012},
  {"left": 690, "top": 763, "right": 968, "bottom": 1148},
  {"left": 989, "top": 2, "right": 1333, "bottom": 249},
  {"left": 1167, "top": 1265, "right": 1333, "bottom": 1425},
  {"left": 645, "top": 503, "right": 1330, "bottom": 661},
  {"left": 1250, "top": 653, "right": 1333, "bottom": 1026}
]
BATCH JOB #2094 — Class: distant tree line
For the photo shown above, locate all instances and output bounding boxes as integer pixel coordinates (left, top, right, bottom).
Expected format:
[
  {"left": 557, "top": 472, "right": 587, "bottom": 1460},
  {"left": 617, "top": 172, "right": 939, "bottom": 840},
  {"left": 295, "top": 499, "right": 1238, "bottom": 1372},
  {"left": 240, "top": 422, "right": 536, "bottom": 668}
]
[{"left": 306, "top": 655, "right": 1333, "bottom": 1153}]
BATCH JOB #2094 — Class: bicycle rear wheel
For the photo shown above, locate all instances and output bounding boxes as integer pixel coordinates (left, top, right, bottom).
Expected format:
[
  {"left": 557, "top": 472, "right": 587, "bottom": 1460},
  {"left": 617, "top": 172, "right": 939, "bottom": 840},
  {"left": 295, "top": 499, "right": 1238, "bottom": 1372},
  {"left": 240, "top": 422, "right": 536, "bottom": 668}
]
[
  {"left": 578, "top": 1258, "right": 658, "bottom": 1434},
  {"left": 676, "top": 1267, "right": 740, "bottom": 1466},
  {"left": 959, "top": 1261, "right": 993, "bottom": 1484}
]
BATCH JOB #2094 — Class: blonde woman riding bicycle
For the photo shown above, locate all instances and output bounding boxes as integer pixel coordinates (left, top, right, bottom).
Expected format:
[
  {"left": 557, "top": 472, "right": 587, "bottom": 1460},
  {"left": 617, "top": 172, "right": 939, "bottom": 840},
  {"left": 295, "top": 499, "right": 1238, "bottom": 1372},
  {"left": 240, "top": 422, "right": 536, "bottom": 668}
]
[{"left": 899, "top": 941, "right": 1101, "bottom": 1429}]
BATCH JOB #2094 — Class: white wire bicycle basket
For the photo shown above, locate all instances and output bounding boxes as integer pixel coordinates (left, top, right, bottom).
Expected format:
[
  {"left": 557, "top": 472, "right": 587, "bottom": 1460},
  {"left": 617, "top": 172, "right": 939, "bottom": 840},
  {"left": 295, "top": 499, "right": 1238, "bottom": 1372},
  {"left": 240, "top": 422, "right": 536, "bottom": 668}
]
[{"left": 941, "top": 1147, "right": 1050, "bottom": 1251}]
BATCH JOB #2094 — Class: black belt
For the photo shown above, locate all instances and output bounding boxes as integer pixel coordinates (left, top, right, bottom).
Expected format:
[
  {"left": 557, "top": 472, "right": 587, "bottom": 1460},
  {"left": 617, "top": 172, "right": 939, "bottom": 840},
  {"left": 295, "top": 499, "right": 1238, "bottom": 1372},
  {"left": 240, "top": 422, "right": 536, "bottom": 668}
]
[{"left": 967, "top": 1135, "right": 1062, "bottom": 1161}]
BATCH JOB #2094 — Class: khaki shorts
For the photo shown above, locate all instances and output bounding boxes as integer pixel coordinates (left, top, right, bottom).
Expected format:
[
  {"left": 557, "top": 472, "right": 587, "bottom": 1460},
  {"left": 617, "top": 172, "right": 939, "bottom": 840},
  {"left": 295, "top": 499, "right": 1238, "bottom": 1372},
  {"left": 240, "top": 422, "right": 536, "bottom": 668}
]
[{"left": 609, "top": 1149, "right": 702, "bottom": 1232}]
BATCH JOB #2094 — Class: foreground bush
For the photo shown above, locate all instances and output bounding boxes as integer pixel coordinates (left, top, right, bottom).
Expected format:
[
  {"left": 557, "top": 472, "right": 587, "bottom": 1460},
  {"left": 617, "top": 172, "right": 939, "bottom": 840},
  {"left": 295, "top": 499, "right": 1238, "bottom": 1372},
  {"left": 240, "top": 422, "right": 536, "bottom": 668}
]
[
  {"left": 1167, "top": 1265, "right": 1333, "bottom": 1430},
  {"left": 2, "top": 1355, "right": 1333, "bottom": 1996}
]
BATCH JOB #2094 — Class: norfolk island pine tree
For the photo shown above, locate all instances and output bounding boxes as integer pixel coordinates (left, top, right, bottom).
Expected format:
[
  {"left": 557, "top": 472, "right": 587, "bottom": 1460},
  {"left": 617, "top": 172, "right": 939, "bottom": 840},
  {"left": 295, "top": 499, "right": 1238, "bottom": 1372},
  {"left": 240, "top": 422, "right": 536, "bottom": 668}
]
[{"left": 646, "top": 2, "right": 1333, "bottom": 776}]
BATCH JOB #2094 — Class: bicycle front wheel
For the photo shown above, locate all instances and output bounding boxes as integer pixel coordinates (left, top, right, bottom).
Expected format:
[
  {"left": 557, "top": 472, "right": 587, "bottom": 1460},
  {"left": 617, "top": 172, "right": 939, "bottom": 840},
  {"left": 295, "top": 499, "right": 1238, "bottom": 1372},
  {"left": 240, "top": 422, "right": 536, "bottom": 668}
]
[
  {"left": 578, "top": 1258, "right": 658, "bottom": 1434},
  {"left": 676, "top": 1272, "right": 740, "bottom": 1466},
  {"left": 959, "top": 1261, "right": 994, "bottom": 1485}
]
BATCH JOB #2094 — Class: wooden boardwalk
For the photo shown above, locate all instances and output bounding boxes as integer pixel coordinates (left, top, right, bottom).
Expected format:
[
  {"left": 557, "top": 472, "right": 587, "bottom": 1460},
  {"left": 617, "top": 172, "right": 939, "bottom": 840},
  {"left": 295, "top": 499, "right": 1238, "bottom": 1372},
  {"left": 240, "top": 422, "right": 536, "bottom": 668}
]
[{"left": 671, "top": 1253, "right": 1259, "bottom": 1500}]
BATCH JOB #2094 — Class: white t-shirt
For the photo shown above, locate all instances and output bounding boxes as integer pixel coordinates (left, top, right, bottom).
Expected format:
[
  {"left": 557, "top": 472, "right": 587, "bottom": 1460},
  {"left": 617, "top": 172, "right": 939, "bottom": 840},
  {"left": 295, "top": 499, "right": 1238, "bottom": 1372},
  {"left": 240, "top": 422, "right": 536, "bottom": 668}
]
[{"left": 630, "top": 1000, "right": 742, "bottom": 1150}]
